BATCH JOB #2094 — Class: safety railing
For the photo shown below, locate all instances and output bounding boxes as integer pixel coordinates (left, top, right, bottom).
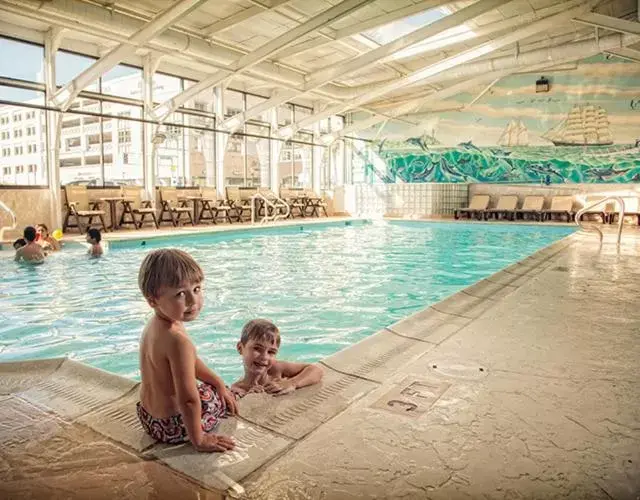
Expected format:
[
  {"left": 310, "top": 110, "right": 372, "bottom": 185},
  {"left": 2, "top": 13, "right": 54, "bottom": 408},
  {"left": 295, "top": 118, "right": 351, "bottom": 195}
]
[
  {"left": 250, "top": 193, "right": 290, "bottom": 225},
  {"left": 575, "top": 196, "right": 625, "bottom": 246},
  {"left": 0, "top": 200, "right": 17, "bottom": 243}
]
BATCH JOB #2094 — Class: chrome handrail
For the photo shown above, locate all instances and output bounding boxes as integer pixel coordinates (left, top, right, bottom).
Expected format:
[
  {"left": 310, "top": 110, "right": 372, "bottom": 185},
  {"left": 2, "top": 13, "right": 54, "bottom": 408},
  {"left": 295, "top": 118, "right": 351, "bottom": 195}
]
[
  {"left": 0, "top": 200, "right": 17, "bottom": 243},
  {"left": 575, "top": 196, "right": 625, "bottom": 246},
  {"left": 250, "top": 193, "right": 290, "bottom": 225}
]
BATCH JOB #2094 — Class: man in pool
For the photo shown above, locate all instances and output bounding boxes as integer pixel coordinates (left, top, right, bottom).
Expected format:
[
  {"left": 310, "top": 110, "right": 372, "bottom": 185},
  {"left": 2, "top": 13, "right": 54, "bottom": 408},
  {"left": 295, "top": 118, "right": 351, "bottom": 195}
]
[
  {"left": 14, "top": 226, "right": 45, "bottom": 264},
  {"left": 230, "top": 319, "right": 323, "bottom": 397},
  {"left": 136, "top": 248, "right": 238, "bottom": 452}
]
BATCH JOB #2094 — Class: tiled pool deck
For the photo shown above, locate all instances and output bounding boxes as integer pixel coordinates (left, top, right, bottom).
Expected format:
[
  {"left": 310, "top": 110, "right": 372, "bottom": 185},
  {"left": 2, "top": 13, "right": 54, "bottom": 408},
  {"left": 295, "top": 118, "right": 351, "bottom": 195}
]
[{"left": 1, "top": 220, "right": 639, "bottom": 499}]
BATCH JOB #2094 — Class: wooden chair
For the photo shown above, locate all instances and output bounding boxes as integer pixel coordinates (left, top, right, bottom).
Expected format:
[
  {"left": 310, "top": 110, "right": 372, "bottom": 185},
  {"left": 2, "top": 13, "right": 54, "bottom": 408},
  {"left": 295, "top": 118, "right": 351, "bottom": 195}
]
[
  {"left": 484, "top": 195, "right": 518, "bottom": 221},
  {"left": 198, "top": 187, "right": 234, "bottom": 224},
  {"left": 512, "top": 196, "right": 545, "bottom": 221},
  {"left": 257, "top": 187, "right": 288, "bottom": 218},
  {"left": 119, "top": 186, "right": 158, "bottom": 229},
  {"left": 158, "top": 187, "right": 193, "bottom": 226},
  {"left": 225, "top": 186, "right": 252, "bottom": 221},
  {"left": 541, "top": 196, "right": 575, "bottom": 222},
  {"left": 63, "top": 185, "right": 107, "bottom": 234},
  {"left": 280, "top": 187, "right": 306, "bottom": 218},
  {"left": 454, "top": 195, "right": 490, "bottom": 220},
  {"left": 302, "top": 189, "right": 328, "bottom": 217}
]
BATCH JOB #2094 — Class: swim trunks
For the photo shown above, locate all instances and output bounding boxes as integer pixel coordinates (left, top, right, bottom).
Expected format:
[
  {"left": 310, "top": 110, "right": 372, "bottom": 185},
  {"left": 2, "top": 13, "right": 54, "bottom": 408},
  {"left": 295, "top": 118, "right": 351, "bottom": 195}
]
[{"left": 136, "top": 382, "right": 226, "bottom": 444}]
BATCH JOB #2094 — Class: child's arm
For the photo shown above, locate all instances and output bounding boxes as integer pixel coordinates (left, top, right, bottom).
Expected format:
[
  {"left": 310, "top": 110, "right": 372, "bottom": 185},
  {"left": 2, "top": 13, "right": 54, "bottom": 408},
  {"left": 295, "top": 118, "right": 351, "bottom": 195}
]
[
  {"left": 195, "top": 356, "right": 238, "bottom": 415},
  {"left": 264, "top": 361, "right": 323, "bottom": 395},
  {"left": 168, "top": 336, "right": 235, "bottom": 452},
  {"left": 14, "top": 248, "right": 22, "bottom": 261}
]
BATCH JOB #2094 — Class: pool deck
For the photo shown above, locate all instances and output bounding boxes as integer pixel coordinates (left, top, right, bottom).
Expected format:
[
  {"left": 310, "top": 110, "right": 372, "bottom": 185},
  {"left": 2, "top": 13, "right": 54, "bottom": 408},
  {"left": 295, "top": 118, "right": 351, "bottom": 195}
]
[{"left": 1, "top": 222, "right": 639, "bottom": 499}]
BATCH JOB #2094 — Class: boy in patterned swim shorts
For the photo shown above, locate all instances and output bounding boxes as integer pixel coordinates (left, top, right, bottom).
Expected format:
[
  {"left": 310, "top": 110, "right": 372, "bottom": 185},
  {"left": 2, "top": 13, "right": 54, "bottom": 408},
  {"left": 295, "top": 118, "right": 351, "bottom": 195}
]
[{"left": 136, "top": 249, "right": 237, "bottom": 452}]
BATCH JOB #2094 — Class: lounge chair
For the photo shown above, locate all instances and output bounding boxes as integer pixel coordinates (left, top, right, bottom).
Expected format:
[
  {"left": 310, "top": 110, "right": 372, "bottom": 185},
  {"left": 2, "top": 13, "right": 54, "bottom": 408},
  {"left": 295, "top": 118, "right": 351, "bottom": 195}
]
[
  {"left": 63, "top": 185, "right": 107, "bottom": 234},
  {"left": 541, "top": 196, "right": 574, "bottom": 222},
  {"left": 578, "top": 195, "right": 613, "bottom": 224},
  {"left": 606, "top": 197, "right": 640, "bottom": 225},
  {"left": 225, "top": 186, "right": 253, "bottom": 221},
  {"left": 484, "top": 195, "right": 518, "bottom": 221},
  {"left": 257, "top": 187, "right": 288, "bottom": 218},
  {"left": 158, "top": 187, "right": 193, "bottom": 226},
  {"left": 280, "top": 187, "right": 306, "bottom": 218},
  {"left": 302, "top": 189, "right": 328, "bottom": 217},
  {"left": 119, "top": 186, "right": 158, "bottom": 229},
  {"left": 512, "top": 196, "right": 545, "bottom": 221},
  {"left": 198, "top": 187, "right": 234, "bottom": 224},
  {"left": 454, "top": 195, "right": 490, "bottom": 220}
]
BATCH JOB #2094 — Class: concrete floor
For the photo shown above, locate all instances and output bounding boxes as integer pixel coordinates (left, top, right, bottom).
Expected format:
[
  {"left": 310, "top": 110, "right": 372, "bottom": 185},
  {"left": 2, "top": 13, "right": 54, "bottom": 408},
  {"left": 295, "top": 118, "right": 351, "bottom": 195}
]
[{"left": 1, "top": 223, "right": 639, "bottom": 499}]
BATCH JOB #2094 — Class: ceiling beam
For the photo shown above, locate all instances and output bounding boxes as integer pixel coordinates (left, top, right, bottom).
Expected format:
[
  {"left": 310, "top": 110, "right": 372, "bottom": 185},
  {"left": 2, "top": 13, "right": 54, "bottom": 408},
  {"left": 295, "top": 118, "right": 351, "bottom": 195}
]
[
  {"left": 152, "top": 0, "right": 376, "bottom": 121},
  {"left": 221, "top": 0, "right": 510, "bottom": 130},
  {"left": 573, "top": 12, "right": 640, "bottom": 36},
  {"left": 604, "top": 47, "right": 640, "bottom": 63},
  {"left": 202, "top": 0, "right": 293, "bottom": 37},
  {"left": 279, "top": 0, "right": 596, "bottom": 138},
  {"left": 50, "top": 0, "right": 210, "bottom": 111}
]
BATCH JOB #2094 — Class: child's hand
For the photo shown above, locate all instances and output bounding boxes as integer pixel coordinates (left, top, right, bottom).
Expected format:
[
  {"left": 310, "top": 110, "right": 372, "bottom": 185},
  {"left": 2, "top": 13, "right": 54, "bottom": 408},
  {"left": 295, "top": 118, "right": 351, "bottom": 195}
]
[
  {"left": 194, "top": 433, "right": 235, "bottom": 453},
  {"left": 264, "top": 379, "right": 296, "bottom": 396},
  {"left": 219, "top": 386, "right": 239, "bottom": 416}
]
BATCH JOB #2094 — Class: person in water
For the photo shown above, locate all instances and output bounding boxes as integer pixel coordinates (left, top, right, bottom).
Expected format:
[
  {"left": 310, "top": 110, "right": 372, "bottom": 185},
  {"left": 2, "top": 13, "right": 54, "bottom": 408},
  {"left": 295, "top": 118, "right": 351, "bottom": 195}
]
[{"left": 14, "top": 226, "right": 45, "bottom": 264}]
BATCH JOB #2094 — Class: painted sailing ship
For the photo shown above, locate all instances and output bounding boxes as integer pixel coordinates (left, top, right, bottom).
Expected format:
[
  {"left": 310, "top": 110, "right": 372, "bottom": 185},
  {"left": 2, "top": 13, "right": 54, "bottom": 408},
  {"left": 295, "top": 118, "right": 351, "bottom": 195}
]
[
  {"left": 498, "top": 120, "right": 529, "bottom": 146},
  {"left": 543, "top": 104, "right": 613, "bottom": 146}
]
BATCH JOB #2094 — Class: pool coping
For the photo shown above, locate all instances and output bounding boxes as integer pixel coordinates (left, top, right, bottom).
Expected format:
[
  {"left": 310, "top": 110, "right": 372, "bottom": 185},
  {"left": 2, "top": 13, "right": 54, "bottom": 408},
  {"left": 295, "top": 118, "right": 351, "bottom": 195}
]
[{"left": 0, "top": 225, "right": 581, "bottom": 497}]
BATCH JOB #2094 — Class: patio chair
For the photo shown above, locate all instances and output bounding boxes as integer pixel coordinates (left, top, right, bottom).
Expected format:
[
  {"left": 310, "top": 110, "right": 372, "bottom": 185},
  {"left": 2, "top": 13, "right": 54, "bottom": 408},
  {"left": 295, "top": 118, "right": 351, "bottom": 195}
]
[
  {"left": 198, "top": 187, "right": 234, "bottom": 224},
  {"left": 540, "top": 196, "right": 575, "bottom": 222},
  {"left": 63, "top": 185, "right": 107, "bottom": 234},
  {"left": 577, "top": 195, "right": 613, "bottom": 224},
  {"left": 158, "top": 187, "right": 193, "bottom": 227},
  {"left": 454, "top": 195, "right": 490, "bottom": 220},
  {"left": 280, "top": 187, "right": 306, "bottom": 218},
  {"left": 512, "top": 196, "right": 545, "bottom": 221},
  {"left": 119, "top": 186, "right": 158, "bottom": 229},
  {"left": 302, "top": 189, "right": 328, "bottom": 217},
  {"left": 607, "top": 197, "right": 640, "bottom": 225},
  {"left": 258, "top": 187, "right": 289, "bottom": 218},
  {"left": 225, "top": 186, "right": 253, "bottom": 221},
  {"left": 484, "top": 195, "right": 518, "bottom": 221}
]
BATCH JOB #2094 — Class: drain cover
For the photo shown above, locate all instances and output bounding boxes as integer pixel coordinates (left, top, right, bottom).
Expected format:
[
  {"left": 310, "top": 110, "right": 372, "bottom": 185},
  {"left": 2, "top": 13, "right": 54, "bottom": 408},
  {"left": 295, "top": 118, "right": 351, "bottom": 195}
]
[{"left": 371, "top": 377, "right": 450, "bottom": 417}]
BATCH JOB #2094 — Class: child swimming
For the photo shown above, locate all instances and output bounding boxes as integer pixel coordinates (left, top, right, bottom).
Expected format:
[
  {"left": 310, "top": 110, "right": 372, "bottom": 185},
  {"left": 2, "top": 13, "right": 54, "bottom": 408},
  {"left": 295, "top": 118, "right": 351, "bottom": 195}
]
[
  {"left": 136, "top": 249, "right": 237, "bottom": 452},
  {"left": 14, "top": 227, "right": 45, "bottom": 264}
]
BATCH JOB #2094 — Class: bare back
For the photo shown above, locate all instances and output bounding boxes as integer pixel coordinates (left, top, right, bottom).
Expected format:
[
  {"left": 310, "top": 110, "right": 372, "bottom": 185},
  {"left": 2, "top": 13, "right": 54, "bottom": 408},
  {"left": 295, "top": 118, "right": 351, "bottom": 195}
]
[
  {"left": 139, "top": 316, "right": 195, "bottom": 418},
  {"left": 15, "top": 242, "right": 45, "bottom": 263}
]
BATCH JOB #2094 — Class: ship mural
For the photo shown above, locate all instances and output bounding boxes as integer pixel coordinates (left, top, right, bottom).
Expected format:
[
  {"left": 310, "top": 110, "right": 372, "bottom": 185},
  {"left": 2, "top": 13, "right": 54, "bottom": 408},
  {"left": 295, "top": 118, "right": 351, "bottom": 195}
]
[
  {"left": 542, "top": 104, "right": 613, "bottom": 146},
  {"left": 357, "top": 55, "right": 640, "bottom": 185}
]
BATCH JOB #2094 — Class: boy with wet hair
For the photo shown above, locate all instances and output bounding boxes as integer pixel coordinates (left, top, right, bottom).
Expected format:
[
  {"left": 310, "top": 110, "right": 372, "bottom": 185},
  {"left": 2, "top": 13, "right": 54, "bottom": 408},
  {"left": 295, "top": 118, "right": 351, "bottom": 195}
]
[
  {"left": 231, "top": 318, "right": 323, "bottom": 397},
  {"left": 86, "top": 228, "right": 103, "bottom": 257},
  {"left": 13, "top": 238, "right": 26, "bottom": 251},
  {"left": 136, "top": 248, "right": 237, "bottom": 452},
  {"left": 14, "top": 226, "right": 45, "bottom": 263}
]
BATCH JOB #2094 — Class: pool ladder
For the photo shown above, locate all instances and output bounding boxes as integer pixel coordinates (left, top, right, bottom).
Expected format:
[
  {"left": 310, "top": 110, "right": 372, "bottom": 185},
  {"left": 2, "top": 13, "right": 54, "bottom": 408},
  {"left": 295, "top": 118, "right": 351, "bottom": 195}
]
[
  {"left": 0, "top": 200, "right": 17, "bottom": 244},
  {"left": 250, "top": 193, "right": 291, "bottom": 225},
  {"left": 575, "top": 196, "right": 625, "bottom": 246}
]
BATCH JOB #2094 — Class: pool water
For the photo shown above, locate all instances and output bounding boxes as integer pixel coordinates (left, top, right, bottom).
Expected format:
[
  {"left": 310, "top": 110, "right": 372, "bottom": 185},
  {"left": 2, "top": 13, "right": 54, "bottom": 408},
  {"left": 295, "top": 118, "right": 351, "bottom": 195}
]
[{"left": 0, "top": 221, "right": 574, "bottom": 383}]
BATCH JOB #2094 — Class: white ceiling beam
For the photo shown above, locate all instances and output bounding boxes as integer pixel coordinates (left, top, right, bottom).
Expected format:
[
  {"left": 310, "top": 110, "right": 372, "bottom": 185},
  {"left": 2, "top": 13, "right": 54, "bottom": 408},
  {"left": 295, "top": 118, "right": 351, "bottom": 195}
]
[
  {"left": 50, "top": 0, "right": 209, "bottom": 111},
  {"left": 274, "top": 0, "right": 451, "bottom": 61},
  {"left": 278, "top": 0, "right": 597, "bottom": 138},
  {"left": 202, "top": 0, "right": 293, "bottom": 36},
  {"left": 221, "top": 0, "right": 510, "bottom": 130},
  {"left": 152, "top": 0, "right": 376, "bottom": 121},
  {"left": 604, "top": 47, "right": 640, "bottom": 63},
  {"left": 573, "top": 12, "right": 640, "bottom": 36}
]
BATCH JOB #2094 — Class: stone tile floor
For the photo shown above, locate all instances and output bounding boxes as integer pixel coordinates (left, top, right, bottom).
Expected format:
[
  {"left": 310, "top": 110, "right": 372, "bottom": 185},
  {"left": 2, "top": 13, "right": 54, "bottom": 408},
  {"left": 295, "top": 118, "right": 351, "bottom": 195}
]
[{"left": 1, "top": 224, "right": 638, "bottom": 499}]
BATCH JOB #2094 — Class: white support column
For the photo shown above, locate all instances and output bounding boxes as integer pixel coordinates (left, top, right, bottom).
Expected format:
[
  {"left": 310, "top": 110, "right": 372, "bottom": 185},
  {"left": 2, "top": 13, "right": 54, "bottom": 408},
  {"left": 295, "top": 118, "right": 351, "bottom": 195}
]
[
  {"left": 143, "top": 54, "right": 162, "bottom": 201},
  {"left": 312, "top": 118, "right": 322, "bottom": 193},
  {"left": 269, "top": 107, "right": 281, "bottom": 194},
  {"left": 213, "top": 86, "right": 228, "bottom": 198},
  {"left": 44, "top": 27, "right": 65, "bottom": 230}
]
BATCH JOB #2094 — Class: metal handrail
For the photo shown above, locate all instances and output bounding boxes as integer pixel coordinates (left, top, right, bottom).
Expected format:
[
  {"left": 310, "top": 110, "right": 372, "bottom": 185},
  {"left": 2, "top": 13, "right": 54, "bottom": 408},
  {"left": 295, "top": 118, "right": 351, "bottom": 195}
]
[
  {"left": 575, "top": 196, "right": 625, "bottom": 246},
  {"left": 250, "top": 193, "right": 290, "bottom": 225},
  {"left": 0, "top": 200, "right": 17, "bottom": 243}
]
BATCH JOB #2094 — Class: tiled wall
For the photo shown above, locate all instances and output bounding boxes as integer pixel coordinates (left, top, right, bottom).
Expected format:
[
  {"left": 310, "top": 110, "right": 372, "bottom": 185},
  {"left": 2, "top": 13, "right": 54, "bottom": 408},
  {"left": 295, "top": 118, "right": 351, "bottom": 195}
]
[
  {"left": 0, "top": 188, "right": 53, "bottom": 241},
  {"left": 343, "top": 183, "right": 469, "bottom": 217}
]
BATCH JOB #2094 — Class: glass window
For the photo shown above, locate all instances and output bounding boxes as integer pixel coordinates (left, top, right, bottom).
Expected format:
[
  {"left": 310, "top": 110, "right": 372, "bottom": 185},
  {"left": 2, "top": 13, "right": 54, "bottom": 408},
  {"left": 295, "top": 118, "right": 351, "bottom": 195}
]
[
  {"left": 223, "top": 134, "right": 245, "bottom": 186},
  {"left": 224, "top": 90, "right": 244, "bottom": 120},
  {"left": 56, "top": 50, "right": 99, "bottom": 92},
  {"left": 246, "top": 93, "right": 271, "bottom": 123},
  {"left": 294, "top": 105, "right": 312, "bottom": 130},
  {"left": 155, "top": 112, "right": 185, "bottom": 186},
  {"left": 185, "top": 128, "right": 215, "bottom": 186},
  {"left": 104, "top": 103, "right": 143, "bottom": 186},
  {"left": 101, "top": 64, "right": 143, "bottom": 100},
  {"left": 293, "top": 142, "right": 313, "bottom": 187},
  {"left": 153, "top": 73, "right": 182, "bottom": 102},
  {"left": 246, "top": 124, "right": 270, "bottom": 187},
  {"left": 278, "top": 140, "right": 293, "bottom": 187},
  {"left": 0, "top": 38, "right": 44, "bottom": 83},
  {"left": 183, "top": 80, "right": 215, "bottom": 114},
  {"left": 277, "top": 104, "right": 293, "bottom": 127}
]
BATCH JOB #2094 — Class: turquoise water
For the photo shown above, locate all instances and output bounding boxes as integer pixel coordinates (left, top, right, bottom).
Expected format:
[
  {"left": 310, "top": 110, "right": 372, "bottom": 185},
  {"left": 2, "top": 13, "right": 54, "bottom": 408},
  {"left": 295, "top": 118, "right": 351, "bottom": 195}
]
[{"left": 0, "top": 221, "right": 574, "bottom": 383}]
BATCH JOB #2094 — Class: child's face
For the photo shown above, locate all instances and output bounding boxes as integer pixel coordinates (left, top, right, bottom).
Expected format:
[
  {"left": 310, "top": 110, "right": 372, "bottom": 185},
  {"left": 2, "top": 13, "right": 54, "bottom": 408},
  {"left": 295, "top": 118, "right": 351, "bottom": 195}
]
[
  {"left": 149, "top": 280, "right": 203, "bottom": 323},
  {"left": 37, "top": 226, "right": 47, "bottom": 238},
  {"left": 237, "top": 338, "right": 279, "bottom": 376}
]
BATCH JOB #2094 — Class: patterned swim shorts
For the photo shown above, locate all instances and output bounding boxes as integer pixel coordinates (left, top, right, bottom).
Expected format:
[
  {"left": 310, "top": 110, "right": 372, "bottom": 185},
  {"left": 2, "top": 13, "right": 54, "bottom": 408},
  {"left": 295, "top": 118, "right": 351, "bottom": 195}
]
[{"left": 136, "top": 382, "right": 226, "bottom": 444}]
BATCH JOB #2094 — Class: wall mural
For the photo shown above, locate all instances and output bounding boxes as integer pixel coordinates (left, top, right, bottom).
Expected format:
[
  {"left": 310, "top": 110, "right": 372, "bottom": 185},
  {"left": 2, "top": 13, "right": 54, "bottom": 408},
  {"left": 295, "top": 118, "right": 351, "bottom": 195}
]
[{"left": 360, "top": 55, "right": 640, "bottom": 184}]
